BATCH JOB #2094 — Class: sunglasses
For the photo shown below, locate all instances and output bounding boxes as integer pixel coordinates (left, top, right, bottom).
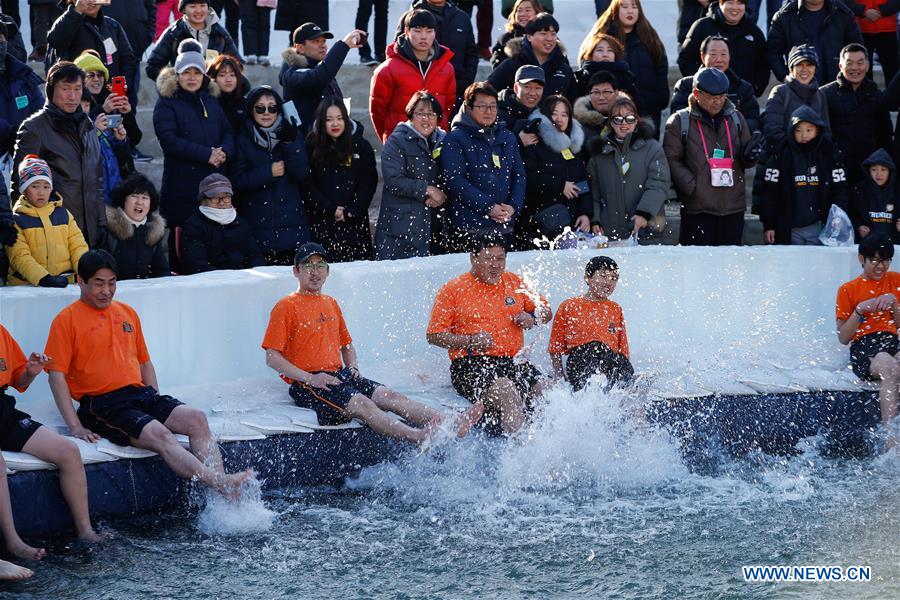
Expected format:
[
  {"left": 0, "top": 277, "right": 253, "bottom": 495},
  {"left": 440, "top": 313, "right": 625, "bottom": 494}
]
[
  {"left": 611, "top": 115, "right": 637, "bottom": 125},
  {"left": 254, "top": 105, "right": 279, "bottom": 114}
]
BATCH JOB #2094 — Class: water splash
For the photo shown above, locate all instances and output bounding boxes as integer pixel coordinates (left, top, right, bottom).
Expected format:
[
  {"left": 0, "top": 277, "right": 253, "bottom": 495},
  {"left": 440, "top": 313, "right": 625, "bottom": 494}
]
[{"left": 197, "top": 476, "right": 277, "bottom": 535}]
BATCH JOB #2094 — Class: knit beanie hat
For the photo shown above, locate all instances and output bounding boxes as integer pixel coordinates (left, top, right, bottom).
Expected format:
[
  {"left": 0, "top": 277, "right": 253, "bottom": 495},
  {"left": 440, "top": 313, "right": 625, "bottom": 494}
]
[
  {"left": 18, "top": 155, "right": 52, "bottom": 193},
  {"left": 197, "top": 173, "right": 233, "bottom": 200},
  {"left": 175, "top": 38, "right": 206, "bottom": 74},
  {"left": 74, "top": 51, "right": 109, "bottom": 82},
  {"left": 178, "top": 0, "right": 208, "bottom": 14}
]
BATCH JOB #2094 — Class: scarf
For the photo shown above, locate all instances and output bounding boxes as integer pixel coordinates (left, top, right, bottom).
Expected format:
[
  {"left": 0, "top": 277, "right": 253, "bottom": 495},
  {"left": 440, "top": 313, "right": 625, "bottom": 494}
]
[
  {"left": 252, "top": 114, "right": 284, "bottom": 152},
  {"left": 199, "top": 206, "right": 237, "bottom": 225}
]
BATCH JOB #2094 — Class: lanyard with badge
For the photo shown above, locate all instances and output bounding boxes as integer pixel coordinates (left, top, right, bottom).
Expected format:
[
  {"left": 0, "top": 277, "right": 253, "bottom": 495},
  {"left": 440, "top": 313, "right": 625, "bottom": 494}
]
[{"left": 696, "top": 119, "right": 734, "bottom": 188}]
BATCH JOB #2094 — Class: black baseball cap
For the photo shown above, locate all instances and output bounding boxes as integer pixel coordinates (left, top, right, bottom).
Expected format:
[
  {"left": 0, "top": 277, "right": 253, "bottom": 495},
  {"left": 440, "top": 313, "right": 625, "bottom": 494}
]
[
  {"left": 294, "top": 242, "right": 329, "bottom": 266},
  {"left": 585, "top": 256, "right": 618, "bottom": 278},
  {"left": 293, "top": 23, "right": 334, "bottom": 44},
  {"left": 515, "top": 65, "right": 545, "bottom": 85}
]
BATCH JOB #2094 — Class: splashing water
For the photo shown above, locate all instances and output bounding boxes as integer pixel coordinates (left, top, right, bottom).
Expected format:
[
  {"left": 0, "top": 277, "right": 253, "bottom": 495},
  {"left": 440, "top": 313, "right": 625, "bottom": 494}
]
[{"left": 196, "top": 475, "right": 277, "bottom": 536}]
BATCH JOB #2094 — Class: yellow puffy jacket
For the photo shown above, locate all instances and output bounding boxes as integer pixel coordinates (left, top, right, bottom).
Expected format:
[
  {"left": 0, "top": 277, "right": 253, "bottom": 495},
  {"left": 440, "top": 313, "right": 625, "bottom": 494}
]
[{"left": 5, "top": 194, "right": 89, "bottom": 286}]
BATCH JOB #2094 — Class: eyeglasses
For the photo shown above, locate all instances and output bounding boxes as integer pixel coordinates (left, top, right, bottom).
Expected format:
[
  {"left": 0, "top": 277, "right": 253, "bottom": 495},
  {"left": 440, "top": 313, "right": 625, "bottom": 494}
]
[
  {"left": 413, "top": 111, "right": 437, "bottom": 119},
  {"left": 590, "top": 89, "right": 616, "bottom": 97},
  {"left": 207, "top": 194, "right": 233, "bottom": 206},
  {"left": 611, "top": 115, "right": 637, "bottom": 125},
  {"left": 300, "top": 262, "right": 329, "bottom": 272},
  {"left": 254, "top": 105, "right": 279, "bottom": 114},
  {"left": 867, "top": 257, "right": 892, "bottom": 267},
  {"left": 471, "top": 104, "right": 498, "bottom": 112}
]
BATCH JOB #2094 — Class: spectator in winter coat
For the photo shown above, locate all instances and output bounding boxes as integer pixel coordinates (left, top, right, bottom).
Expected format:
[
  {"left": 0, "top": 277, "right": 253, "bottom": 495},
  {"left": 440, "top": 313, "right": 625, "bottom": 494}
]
[
  {"left": 848, "top": 148, "right": 899, "bottom": 241},
  {"left": 303, "top": 100, "right": 377, "bottom": 263},
  {"left": 498, "top": 65, "right": 545, "bottom": 132},
  {"left": 588, "top": 0, "right": 669, "bottom": 136},
  {"left": 488, "top": 13, "right": 575, "bottom": 101},
  {"left": 677, "top": 0, "right": 707, "bottom": 45},
  {"left": 232, "top": 86, "right": 312, "bottom": 265},
  {"left": 848, "top": 0, "right": 899, "bottom": 82},
  {"left": 180, "top": 173, "right": 264, "bottom": 273},
  {"left": 588, "top": 96, "right": 670, "bottom": 242},
  {"left": 207, "top": 53, "right": 250, "bottom": 136},
  {"left": 663, "top": 67, "right": 760, "bottom": 245},
  {"left": 822, "top": 43, "right": 892, "bottom": 187},
  {"left": 370, "top": 9, "right": 456, "bottom": 142},
  {"left": 0, "top": 23, "right": 43, "bottom": 157},
  {"left": 574, "top": 31, "right": 640, "bottom": 102},
  {"left": 13, "top": 61, "right": 105, "bottom": 246},
  {"left": 6, "top": 155, "right": 88, "bottom": 287},
  {"left": 767, "top": 0, "right": 863, "bottom": 85},
  {"left": 760, "top": 106, "right": 849, "bottom": 244},
  {"left": 80, "top": 88, "right": 130, "bottom": 207},
  {"left": 375, "top": 91, "right": 448, "bottom": 259},
  {"left": 573, "top": 70, "right": 618, "bottom": 160},
  {"left": 0, "top": 12, "right": 26, "bottom": 63},
  {"left": 491, "top": 0, "right": 542, "bottom": 68},
  {"left": 152, "top": 39, "right": 234, "bottom": 266},
  {"left": 440, "top": 82, "right": 526, "bottom": 252},
  {"left": 670, "top": 35, "right": 761, "bottom": 133},
  {"left": 678, "top": 0, "right": 769, "bottom": 97},
  {"left": 516, "top": 94, "right": 591, "bottom": 249},
  {"left": 763, "top": 44, "right": 831, "bottom": 150},
  {"left": 101, "top": 172, "right": 169, "bottom": 280},
  {"left": 279, "top": 23, "right": 365, "bottom": 136},
  {"left": 146, "top": 0, "right": 242, "bottom": 81},
  {"left": 28, "top": 0, "right": 63, "bottom": 63}
]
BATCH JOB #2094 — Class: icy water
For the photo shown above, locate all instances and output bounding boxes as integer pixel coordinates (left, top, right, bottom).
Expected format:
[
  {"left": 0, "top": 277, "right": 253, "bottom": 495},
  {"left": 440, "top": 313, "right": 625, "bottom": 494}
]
[{"left": 4, "top": 384, "right": 899, "bottom": 599}]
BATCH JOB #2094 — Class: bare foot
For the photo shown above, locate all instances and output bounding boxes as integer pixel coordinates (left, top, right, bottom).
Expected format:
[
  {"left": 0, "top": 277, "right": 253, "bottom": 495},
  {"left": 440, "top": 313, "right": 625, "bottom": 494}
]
[
  {"left": 219, "top": 468, "right": 254, "bottom": 500},
  {"left": 456, "top": 402, "right": 485, "bottom": 438},
  {"left": 0, "top": 559, "right": 33, "bottom": 581},
  {"left": 78, "top": 528, "right": 102, "bottom": 543},
  {"left": 885, "top": 435, "right": 898, "bottom": 452},
  {"left": 7, "top": 540, "right": 45, "bottom": 561}
]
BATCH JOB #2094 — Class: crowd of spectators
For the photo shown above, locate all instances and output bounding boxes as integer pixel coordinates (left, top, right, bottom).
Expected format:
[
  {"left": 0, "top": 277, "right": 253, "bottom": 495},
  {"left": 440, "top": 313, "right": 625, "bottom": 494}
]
[{"left": 3, "top": 0, "right": 900, "bottom": 286}]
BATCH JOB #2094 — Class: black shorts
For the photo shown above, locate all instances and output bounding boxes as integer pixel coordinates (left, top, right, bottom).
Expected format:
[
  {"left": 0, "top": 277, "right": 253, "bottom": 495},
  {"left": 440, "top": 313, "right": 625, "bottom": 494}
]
[
  {"left": 0, "top": 391, "right": 42, "bottom": 452},
  {"left": 565, "top": 341, "right": 635, "bottom": 391},
  {"left": 77, "top": 385, "right": 184, "bottom": 446},
  {"left": 850, "top": 331, "right": 900, "bottom": 380},
  {"left": 289, "top": 367, "right": 383, "bottom": 426},
  {"left": 450, "top": 356, "right": 543, "bottom": 436}
]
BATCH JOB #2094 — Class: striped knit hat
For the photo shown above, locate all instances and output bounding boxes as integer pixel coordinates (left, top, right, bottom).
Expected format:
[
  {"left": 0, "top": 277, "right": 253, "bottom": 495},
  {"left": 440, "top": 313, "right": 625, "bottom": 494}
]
[{"left": 18, "top": 155, "right": 52, "bottom": 193}]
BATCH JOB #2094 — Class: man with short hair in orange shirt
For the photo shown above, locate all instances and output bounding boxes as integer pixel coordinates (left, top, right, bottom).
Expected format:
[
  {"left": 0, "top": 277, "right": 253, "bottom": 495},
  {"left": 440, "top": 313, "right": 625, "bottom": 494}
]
[
  {"left": 45, "top": 250, "right": 253, "bottom": 497},
  {"left": 550, "top": 256, "right": 634, "bottom": 391},
  {"left": 263, "top": 243, "right": 482, "bottom": 443},
  {"left": 426, "top": 236, "right": 552, "bottom": 436},
  {"left": 836, "top": 233, "right": 900, "bottom": 449}
]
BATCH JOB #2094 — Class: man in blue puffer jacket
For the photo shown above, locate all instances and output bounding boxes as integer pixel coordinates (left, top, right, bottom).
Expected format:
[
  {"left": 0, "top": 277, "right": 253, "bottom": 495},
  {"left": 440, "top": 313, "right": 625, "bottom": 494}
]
[
  {"left": 0, "top": 20, "right": 43, "bottom": 157},
  {"left": 440, "top": 82, "right": 525, "bottom": 252}
]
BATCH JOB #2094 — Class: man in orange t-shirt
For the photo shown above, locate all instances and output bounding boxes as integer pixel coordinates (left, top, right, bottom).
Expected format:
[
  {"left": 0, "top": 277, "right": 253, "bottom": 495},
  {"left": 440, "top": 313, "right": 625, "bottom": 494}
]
[
  {"left": 835, "top": 233, "right": 900, "bottom": 449},
  {"left": 550, "top": 256, "right": 634, "bottom": 391},
  {"left": 45, "top": 250, "right": 252, "bottom": 497},
  {"left": 263, "top": 243, "right": 482, "bottom": 443},
  {"left": 426, "top": 236, "right": 552, "bottom": 436}
]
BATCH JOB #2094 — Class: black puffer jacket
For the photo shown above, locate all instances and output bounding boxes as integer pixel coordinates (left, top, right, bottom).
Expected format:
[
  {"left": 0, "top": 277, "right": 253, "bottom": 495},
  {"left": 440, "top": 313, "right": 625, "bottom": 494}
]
[
  {"left": 497, "top": 88, "right": 532, "bottom": 131},
  {"left": 573, "top": 59, "right": 640, "bottom": 105},
  {"left": 767, "top": 0, "right": 862, "bottom": 84},
  {"left": 102, "top": 206, "right": 170, "bottom": 280},
  {"left": 763, "top": 76, "right": 830, "bottom": 150},
  {"left": 47, "top": 4, "right": 137, "bottom": 86},
  {"left": 146, "top": 15, "right": 241, "bottom": 81},
  {"left": 104, "top": 0, "right": 157, "bottom": 59},
  {"left": 488, "top": 37, "right": 576, "bottom": 100},
  {"left": 279, "top": 44, "right": 348, "bottom": 136},
  {"left": 848, "top": 148, "right": 899, "bottom": 239},
  {"left": 407, "top": 0, "right": 478, "bottom": 92},
  {"left": 491, "top": 25, "right": 523, "bottom": 68},
  {"left": 671, "top": 69, "right": 761, "bottom": 133},
  {"left": 180, "top": 210, "right": 265, "bottom": 274}
]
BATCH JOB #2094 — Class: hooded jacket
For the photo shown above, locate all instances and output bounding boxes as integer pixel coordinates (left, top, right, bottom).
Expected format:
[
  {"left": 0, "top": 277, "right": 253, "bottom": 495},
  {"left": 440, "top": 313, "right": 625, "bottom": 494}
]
[
  {"left": 152, "top": 67, "right": 234, "bottom": 228},
  {"left": 678, "top": 4, "right": 770, "bottom": 96},
  {"left": 279, "top": 42, "right": 349, "bottom": 136},
  {"left": 573, "top": 59, "right": 641, "bottom": 105},
  {"left": 47, "top": 4, "right": 137, "bottom": 86},
  {"left": 12, "top": 103, "right": 106, "bottom": 246},
  {"left": 490, "top": 24, "right": 524, "bottom": 68},
  {"left": 302, "top": 120, "right": 377, "bottom": 263},
  {"left": 102, "top": 206, "right": 170, "bottom": 280},
  {"left": 232, "top": 86, "right": 312, "bottom": 257},
  {"left": 767, "top": 0, "right": 863, "bottom": 84},
  {"left": 663, "top": 95, "right": 754, "bottom": 215},
  {"left": 848, "top": 148, "right": 899, "bottom": 239},
  {"left": 763, "top": 76, "right": 830, "bottom": 150},
  {"left": 6, "top": 193, "right": 88, "bottom": 286},
  {"left": 487, "top": 37, "right": 576, "bottom": 100},
  {"left": 375, "top": 121, "right": 447, "bottom": 260},
  {"left": 180, "top": 209, "right": 265, "bottom": 274},
  {"left": 146, "top": 12, "right": 241, "bottom": 81},
  {"left": 759, "top": 105, "right": 848, "bottom": 243},
  {"left": 587, "top": 120, "right": 671, "bottom": 241},
  {"left": 440, "top": 107, "right": 526, "bottom": 236},
  {"left": 369, "top": 37, "right": 456, "bottom": 142},
  {"left": 407, "top": 0, "right": 478, "bottom": 91},
  {"left": 671, "top": 68, "right": 761, "bottom": 133},
  {"left": 0, "top": 54, "right": 43, "bottom": 157},
  {"left": 497, "top": 88, "right": 533, "bottom": 131}
]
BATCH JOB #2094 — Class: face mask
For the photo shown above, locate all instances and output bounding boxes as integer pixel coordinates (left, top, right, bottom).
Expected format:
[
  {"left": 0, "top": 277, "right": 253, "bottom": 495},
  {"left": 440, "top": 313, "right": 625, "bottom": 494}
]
[{"left": 199, "top": 206, "right": 237, "bottom": 225}]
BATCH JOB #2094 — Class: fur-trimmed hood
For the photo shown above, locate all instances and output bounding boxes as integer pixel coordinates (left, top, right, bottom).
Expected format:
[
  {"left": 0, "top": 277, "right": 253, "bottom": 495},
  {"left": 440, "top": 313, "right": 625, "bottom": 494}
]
[
  {"left": 589, "top": 119, "right": 655, "bottom": 156},
  {"left": 281, "top": 46, "right": 311, "bottom": 69},
  {"left": 156, "top": 66, "right": 221, "bottom": 99},
  {"left": 105, "top": 205, "right": 167, "bottom": 245},
  {"left": 504, "top": 36, "right": 568, "bottom": 61},
  {"left": 573, "top": 95, "right": 606, "bottom": 129},
  {"left": 528, "top": 109, "right": 585, "bottom": 154}
]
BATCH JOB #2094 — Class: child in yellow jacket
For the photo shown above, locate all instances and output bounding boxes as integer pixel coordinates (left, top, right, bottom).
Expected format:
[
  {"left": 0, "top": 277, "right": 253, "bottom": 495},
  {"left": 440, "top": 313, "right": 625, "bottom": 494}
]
[{"left": 5, "top": 155, "right": 88, "bottom": 287}]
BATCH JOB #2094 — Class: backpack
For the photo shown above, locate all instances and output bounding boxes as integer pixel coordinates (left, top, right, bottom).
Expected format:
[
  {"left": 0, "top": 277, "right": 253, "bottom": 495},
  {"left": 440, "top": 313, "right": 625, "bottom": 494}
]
[{"left": 676, "top": 108, "right": 742, "bottom": 144}]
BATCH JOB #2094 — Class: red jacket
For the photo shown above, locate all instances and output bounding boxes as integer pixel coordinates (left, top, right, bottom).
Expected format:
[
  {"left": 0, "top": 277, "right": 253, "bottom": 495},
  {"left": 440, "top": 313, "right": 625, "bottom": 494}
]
[
  {"left": 852, "top": 0, "right": 898, "bottom": 34},
  {"left": 369, "top": 38, "right": 456, "bottom": 142}
]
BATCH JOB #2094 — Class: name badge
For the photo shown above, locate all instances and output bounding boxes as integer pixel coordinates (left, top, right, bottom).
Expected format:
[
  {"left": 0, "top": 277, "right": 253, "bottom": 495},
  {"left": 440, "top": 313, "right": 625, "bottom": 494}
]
[
  {"left": 712, "top": 148, "right": 725, "bottom": 159},
  {"left": 103, "top": 37, "right": 117, "bottom": 62},
  {"left": 709, "top": 157, "right": 734, "bottom": 187},
  {"left": 492, "top": 153, "right": 501, "bottom": 168},
  {"left": 206, "top": 49, "right": 220, "bottom": 60},
  {"left": 15, "top": 95, "right": 28, "bottom": 110},
  {"left": 621, "top": 160, "right": 630, "bottom": 175},
  {"left": 432, "top": 147, "right": 441, "bottom": 159},
  {"left": 561, "top": 148, "right": 575, "bottom": 160}
]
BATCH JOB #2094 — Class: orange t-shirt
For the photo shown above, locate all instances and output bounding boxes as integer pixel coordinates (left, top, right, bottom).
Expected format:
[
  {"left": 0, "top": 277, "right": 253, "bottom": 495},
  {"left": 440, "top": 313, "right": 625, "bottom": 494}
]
[
  {"left": 836, "top": 271, "right": 900, "bottom": 342},
  {"left": 44, "top": 300, "right": 150, "bottom": 400},
  {"left": 0, "top": 324, "right": 28, "bottom": 393},
  {"left": 261, "top": 292, "right": 352, "bottom": 382},
  {"left": 427, "top": 271, "right": 545, "bottom": 360},
  {"left": 548, "top": 296, "right": 630, "bottom": 358}
]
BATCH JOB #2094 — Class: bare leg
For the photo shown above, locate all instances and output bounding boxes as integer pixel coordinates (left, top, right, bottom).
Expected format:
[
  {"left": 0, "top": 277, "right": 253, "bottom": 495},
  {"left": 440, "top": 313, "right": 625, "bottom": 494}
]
[
  {"left": 0, "top": 558, "right": 32, "bottom": 580},
  {"left": 0, "top": 455, "right": 44, "bottom": 560},
  {"left": 21, "top": 427, "right": 99, "bottom": 542},
  {"left": 869, "top": 352, "right": 900, "bottom": 449},
  {"left": 345, "top": 395, "right": 435, "bottom": 444},
  {"left": 482, "top": 377, "right": 526, "bottom": 435},
  {"left": 163, "top": 406, "right": 224, "bottom": 473},
  {"left": 370, "top": 387, "right": 442, "bottom": 426}
]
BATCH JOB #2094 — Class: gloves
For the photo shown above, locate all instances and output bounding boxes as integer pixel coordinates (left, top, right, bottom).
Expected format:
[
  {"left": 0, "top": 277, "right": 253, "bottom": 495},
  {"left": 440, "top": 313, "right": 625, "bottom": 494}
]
[
  {"left": 0, "top": 220, "right": 17, "bottom": 246},
  {"left": 38, "top": 274, "right": 68, "bottom": 288},
  {"left": 742, "top": 131, "right": 765, "bottom": 163}
]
